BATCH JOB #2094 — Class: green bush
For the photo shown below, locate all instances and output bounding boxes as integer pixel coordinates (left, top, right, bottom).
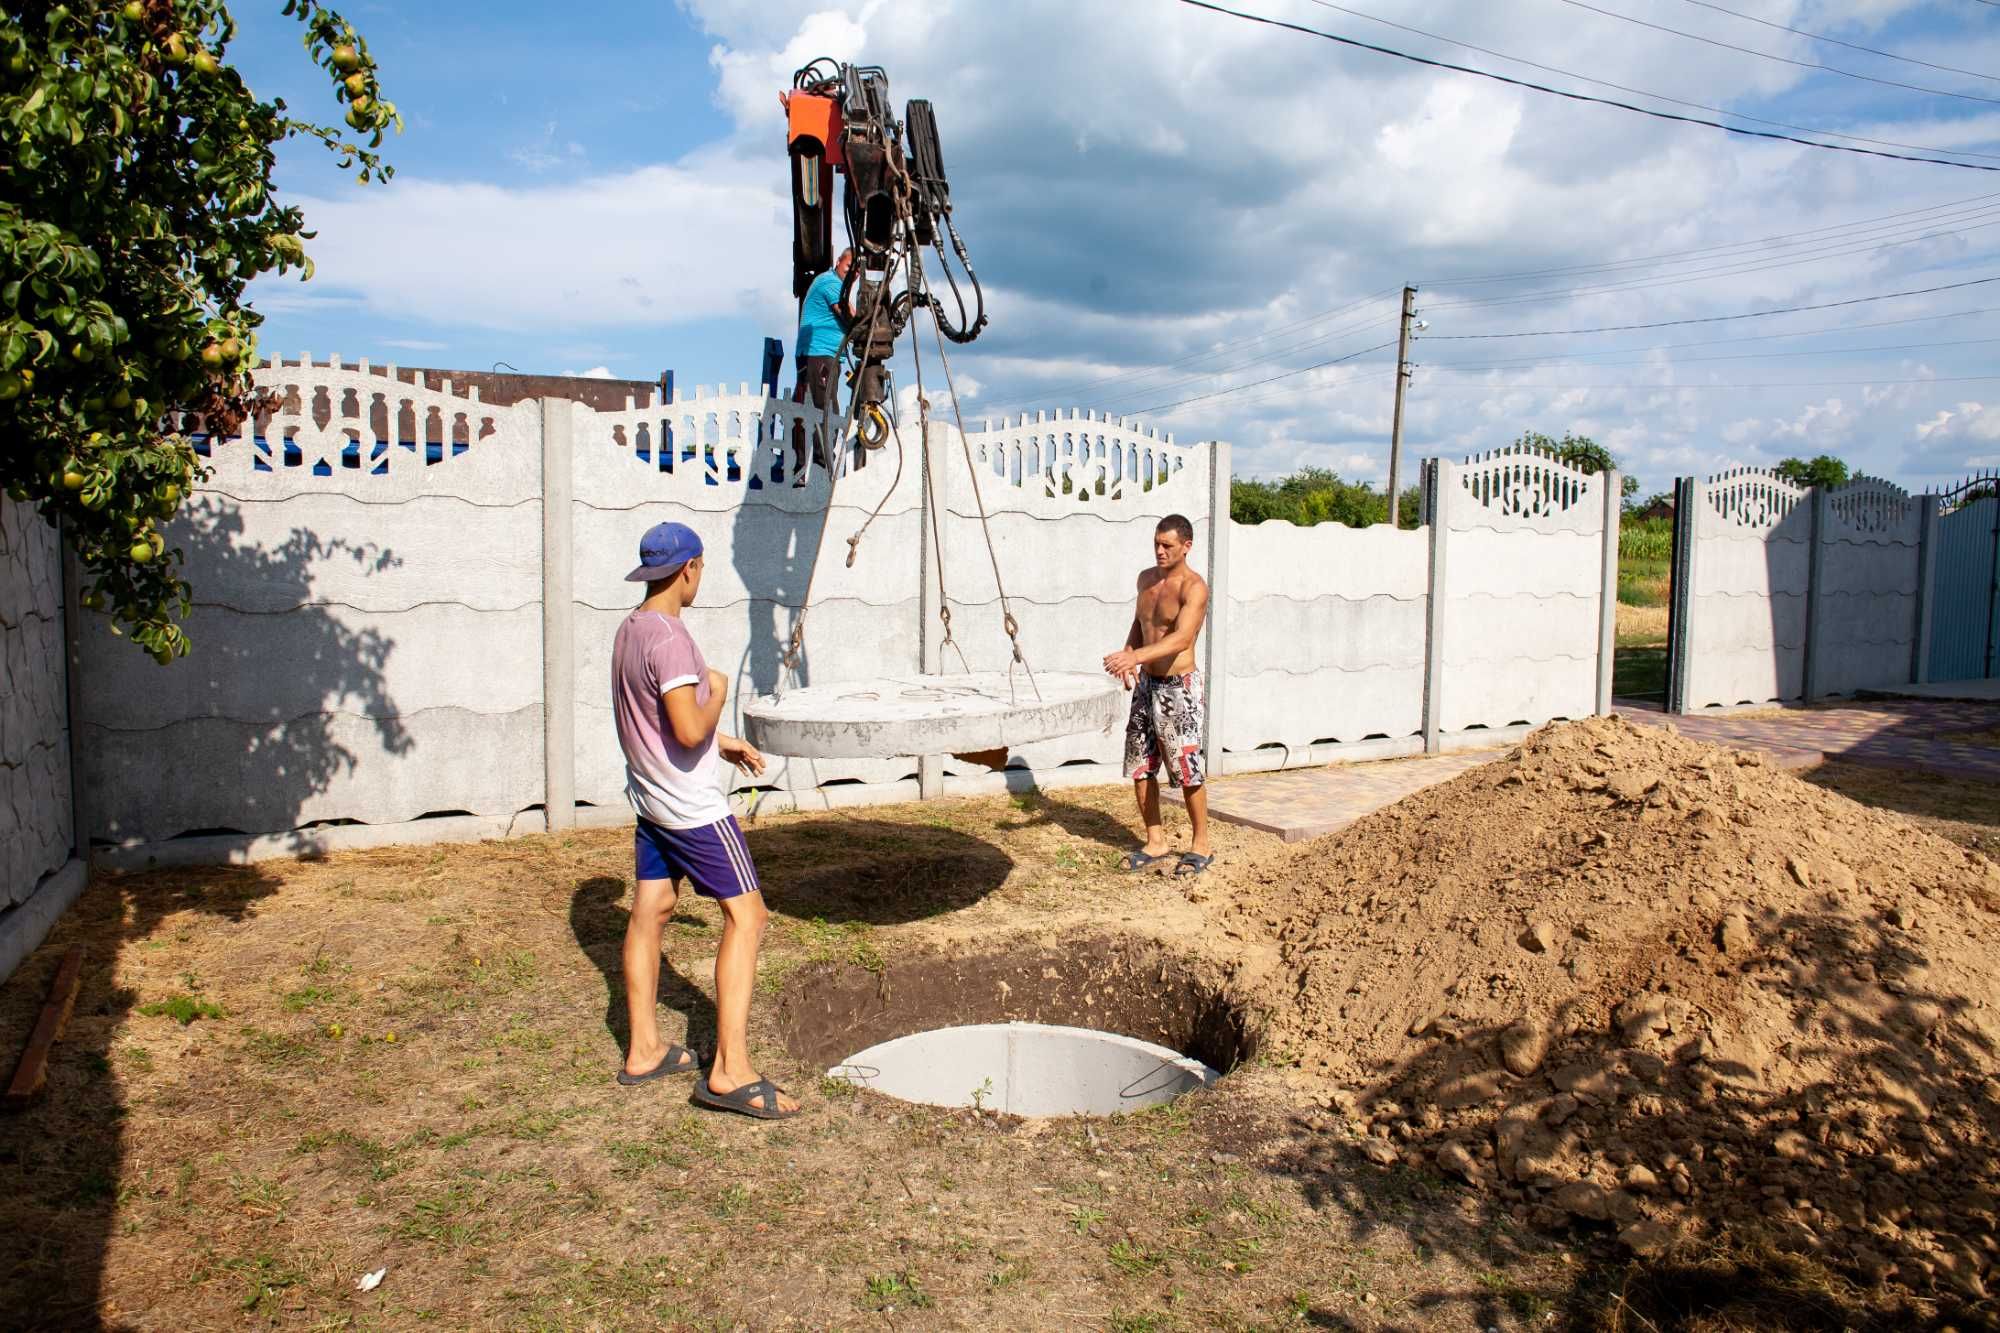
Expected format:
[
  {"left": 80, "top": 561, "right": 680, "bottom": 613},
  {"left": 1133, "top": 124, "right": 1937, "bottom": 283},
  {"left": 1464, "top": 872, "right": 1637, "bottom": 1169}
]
[{"left": 1231, "top": 466, "right": 1419, "bottom": 528}]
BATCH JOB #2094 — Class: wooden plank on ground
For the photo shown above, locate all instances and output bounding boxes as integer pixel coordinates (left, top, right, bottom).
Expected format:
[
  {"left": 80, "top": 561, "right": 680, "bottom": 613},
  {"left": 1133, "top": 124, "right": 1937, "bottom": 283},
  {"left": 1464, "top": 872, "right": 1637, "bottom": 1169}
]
[{"left": 3, "top": 946, "right": 85, "bottom": 1109}]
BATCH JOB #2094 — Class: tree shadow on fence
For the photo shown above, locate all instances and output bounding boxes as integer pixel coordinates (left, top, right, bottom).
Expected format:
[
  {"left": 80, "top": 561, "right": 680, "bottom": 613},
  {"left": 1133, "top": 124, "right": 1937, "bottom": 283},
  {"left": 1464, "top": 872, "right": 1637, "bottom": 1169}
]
[
  {"left": 81, "top": 496, "right": 411, "bottom": 843},
  {"left": 1266, "top": 898, "right": 2000, "bottom": 1330},
  {"left": 0, "top": 864, "right": 286, "bottom": 1330}
]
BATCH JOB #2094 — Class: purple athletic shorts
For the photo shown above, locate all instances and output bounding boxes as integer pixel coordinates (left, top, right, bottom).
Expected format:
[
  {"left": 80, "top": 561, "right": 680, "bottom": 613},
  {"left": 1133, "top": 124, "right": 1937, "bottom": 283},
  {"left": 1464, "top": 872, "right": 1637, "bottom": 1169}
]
[{"left": 634, "top": 815, "right": 761, "bottom": 900}]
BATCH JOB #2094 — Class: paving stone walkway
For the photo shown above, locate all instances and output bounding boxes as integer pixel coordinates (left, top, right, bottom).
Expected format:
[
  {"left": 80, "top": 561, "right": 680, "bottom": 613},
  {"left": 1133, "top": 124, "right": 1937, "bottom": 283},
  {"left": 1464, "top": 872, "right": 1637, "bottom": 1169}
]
[
  {"left": 1177, "top": 697, "right": 2000, "bottom": 844},
  {"left": 1170, "top": 751, "right": 1498, "bottom": 843},
  {"left": 1621, "top": 698, "right": 2000, "bottom": 781}
]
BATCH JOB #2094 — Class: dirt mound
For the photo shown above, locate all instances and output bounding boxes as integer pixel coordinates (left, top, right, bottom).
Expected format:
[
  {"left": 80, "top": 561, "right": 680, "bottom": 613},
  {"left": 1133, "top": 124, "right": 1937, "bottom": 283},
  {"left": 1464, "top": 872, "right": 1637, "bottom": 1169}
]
[{"left": 1229, "top": 715, "right": 2000, "bottom": 1302}]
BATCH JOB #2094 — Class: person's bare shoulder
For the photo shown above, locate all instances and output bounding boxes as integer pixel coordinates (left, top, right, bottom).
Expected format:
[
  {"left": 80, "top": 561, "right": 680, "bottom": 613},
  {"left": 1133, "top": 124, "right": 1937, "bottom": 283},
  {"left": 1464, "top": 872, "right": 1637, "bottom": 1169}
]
[{"left": 1176, "top": 566, "right": 1209, "bottom": 596}]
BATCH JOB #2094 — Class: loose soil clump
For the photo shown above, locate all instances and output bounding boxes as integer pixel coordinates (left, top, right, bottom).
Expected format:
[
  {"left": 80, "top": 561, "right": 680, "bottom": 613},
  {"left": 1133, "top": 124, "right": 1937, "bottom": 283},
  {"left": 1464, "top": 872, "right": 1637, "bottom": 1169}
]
[{"left": 1225, "top": 714, "right": 2000, "bottom": 1306}]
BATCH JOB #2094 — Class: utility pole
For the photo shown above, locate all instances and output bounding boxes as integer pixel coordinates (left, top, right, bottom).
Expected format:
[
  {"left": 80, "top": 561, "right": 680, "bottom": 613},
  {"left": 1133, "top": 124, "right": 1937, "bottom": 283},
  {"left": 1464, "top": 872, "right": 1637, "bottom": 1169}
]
[{"left": 1387, "top": 284, "right": 1417, "bottom": 529}]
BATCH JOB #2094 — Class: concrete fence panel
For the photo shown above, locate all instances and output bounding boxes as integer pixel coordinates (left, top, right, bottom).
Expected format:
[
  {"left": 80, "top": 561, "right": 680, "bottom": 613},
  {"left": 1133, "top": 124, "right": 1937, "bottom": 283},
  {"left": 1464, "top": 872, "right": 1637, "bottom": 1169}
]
[
  {"left": 1222, "top": 518, "right": 1429, "bottom": 764},
  {"left": 77, "top": 357, "right": 547, "bottom": 845},
  {"left": 0, "top": 495, "right": 71, "bottom": 904},
  {"left": 1670, "top": 468, "right": 1812, "bottom": 711},
  {"left": 1430, "top": 448, "right": 1614, "bottom": 736}
]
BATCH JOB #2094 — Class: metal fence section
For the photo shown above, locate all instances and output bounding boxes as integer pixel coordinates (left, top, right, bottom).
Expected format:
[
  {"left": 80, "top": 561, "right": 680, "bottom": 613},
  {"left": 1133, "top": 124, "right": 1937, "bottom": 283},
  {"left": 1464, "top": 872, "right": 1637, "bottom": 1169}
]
[{"left": 1925, "top": 473, "right": 2000, "bottom": 682}]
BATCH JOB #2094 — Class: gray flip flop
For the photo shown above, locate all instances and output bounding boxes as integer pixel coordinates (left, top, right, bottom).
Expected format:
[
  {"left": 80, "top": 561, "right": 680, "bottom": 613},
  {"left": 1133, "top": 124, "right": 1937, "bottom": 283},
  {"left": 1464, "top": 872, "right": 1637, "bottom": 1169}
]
[
  {"left": 616, "top": 1043, "right": 698, "bottom": 1086},
  {"left": 1174, "top": 852, "right": 1215, "bottom": 877},
  {"left": 692, "top": 1076, "right": 800, "bottom": 1120},
  {"left": 1122, "top": 849, "right": 1169, "bottom": 872}
]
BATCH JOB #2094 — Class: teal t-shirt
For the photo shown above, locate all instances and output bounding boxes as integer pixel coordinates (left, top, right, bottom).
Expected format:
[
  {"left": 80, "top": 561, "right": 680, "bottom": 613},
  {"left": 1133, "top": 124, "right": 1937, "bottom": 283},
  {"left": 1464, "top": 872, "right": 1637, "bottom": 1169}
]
[{"left": 795, "top": 269, "right": 848, "bottom": 361}]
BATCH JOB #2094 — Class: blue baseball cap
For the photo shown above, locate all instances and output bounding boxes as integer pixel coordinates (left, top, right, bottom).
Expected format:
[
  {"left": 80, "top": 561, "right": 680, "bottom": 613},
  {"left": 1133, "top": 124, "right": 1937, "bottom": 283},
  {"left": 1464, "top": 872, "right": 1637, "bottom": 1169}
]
[{"left": 623, "top": 521, "right": 704, "bottom": 582}]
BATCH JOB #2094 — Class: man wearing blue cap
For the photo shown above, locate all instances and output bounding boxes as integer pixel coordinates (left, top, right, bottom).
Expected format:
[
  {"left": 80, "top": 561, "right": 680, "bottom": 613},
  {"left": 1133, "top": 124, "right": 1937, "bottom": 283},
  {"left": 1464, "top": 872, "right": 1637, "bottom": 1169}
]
[{"left": 610, "top": 521, "right": 799, "bottom": 1119}]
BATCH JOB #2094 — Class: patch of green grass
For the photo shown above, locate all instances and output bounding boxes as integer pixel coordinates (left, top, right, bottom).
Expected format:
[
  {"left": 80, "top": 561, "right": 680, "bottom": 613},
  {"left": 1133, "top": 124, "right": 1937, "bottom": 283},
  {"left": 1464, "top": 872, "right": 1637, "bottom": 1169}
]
[
  {"left": 1072, "top": 1205, "right": 1108, "bottom": 1235},
  {"left": 792, "top": 917, "right": 884, "bottom": 972},
  {"left": 816, "top": 1074, "right": 858, "bottom": 1100},
  {"left": 860, "top": 1271, "right": 931, "bottom": 1311},
  {"left": 394, "top": 1176, "right": 487, "bottom": 1249},
  {"left": 988, "top": 1254, "right": 1033, "bottom": 1289},
  {"left": 122, "top": 1044, "right": 155, "bottom": 1072},
  {"left": 1614, "top": 646, "right": 1668, "bottom": 699},
  {"left": 224, "top": 1253, "right": 301, "bottom": 1316},
  {"left": 1108, "top": 1313, "right": 1167, "bottom": 1333},
  {"left": 1109, "top": 1240, "right": 1165, "bottom": 1276},
  {"left": 711, "top": 1183, "right": 750, "bottom": 1219},
  {"left": 137, "top": 994, "right": 224, "bottom": 1025},
  {"left": 238, "top": 1026, "right": 320, "bottom": 1068},
  {"left": 1478, "top": 1269, "right": 1552, "bottom": 1322},
  {"left": 281, "top": 983, "right": 348, "bottom": 1012}
]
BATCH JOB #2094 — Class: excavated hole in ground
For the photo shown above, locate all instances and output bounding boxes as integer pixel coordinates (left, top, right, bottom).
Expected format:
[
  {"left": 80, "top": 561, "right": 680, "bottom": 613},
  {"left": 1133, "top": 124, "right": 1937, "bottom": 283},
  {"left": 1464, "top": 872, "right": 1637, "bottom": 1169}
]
[{"left": 776, "top": 936, "right": 1256, "bottom": 1117}]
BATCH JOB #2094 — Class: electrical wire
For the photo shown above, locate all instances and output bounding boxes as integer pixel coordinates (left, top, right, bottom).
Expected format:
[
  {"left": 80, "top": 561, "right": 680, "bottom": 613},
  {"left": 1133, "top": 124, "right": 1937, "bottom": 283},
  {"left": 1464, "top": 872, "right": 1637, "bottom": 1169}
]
[
  {"left": 1431, "top": 333, "right": 2000, "bottom": 372},
  {"left": 981, "top": 289, "right": 1398, "bottom": 413},
  {"left": 1174, "top": 0, "right": 2000, "bottom": 172},
  {"left": 1424, "top": 190, "right": 2000, "bottom": 287},
  {"left": 1551, "top": 0, "right": 2000, "bottom": 107},
  {"left": 1084, "top": 313, "right": 1400, "bottom": 415},
  {"left": 1425, "top": 274, "right": 2000, "bottom": 338},
  {"left": 1125, "top": 340, "right": 1396, "bottom": 414},
  {"left": 1670, "top": 0, "right": 2000, "bottom": 84},
  {"left": 1420, "top": 209, "right": 2000, "bottom": 311},
  {"left": 1418, "top": 373, "right": 2000, "bottom": 389},
  {"left": 1298, "top": 0, "right": 2000, "bottom": 162}
]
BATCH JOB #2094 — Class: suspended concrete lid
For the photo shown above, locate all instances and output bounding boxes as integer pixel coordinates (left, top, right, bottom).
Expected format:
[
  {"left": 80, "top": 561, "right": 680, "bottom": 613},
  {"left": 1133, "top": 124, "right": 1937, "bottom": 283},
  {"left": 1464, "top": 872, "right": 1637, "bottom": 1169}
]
[{"left": 740, "top": 670, "right": 1123, "bottom": 760}]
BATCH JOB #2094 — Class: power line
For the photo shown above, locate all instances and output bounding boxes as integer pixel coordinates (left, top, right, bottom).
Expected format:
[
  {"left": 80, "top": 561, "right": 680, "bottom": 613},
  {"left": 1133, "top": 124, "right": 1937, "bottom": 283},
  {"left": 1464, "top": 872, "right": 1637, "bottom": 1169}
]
[
  {"left": 1432, "top": 333, "right": 2000, "bottom": 372},
  {"left": 1421, "top": 209, "right": 2000, "bottom": 311},
  {"left": 1126, "top": 340, "right": 1396, "bottom": 414},
  {"left": 1419, "top": 373, "right": 2000, "bottom": 389},
  {"left": 1298, "top": 0, "right": 2000, "bottom": 162},
  {"left": 1425, "top": 274, "right": 2000, "bottom": 338},
  {"left": 1425, "top": 191, "right": 2000, "bottom": 287},
  {"left": 1174, "top": 0, "right": 2000, "bottom": 172},
  {"left": 1671, "top": 0, "right": 2000, "bottom": 85},
  {"left": 981, "top": 290, "right": 1398, "bottom": 414},
  {"left": 1436, "top": 304, "right": 2000, "bottom": 364},
  {"left": 1552, "top": 0, "right": 2000, "bottom": 107}
]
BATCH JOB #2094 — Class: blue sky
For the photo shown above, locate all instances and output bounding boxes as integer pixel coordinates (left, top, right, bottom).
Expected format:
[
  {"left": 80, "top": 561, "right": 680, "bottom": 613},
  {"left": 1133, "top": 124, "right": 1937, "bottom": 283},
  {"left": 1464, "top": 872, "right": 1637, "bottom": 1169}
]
[{"left": 232, "top": 1, "right": 2000, "bottom": 495}]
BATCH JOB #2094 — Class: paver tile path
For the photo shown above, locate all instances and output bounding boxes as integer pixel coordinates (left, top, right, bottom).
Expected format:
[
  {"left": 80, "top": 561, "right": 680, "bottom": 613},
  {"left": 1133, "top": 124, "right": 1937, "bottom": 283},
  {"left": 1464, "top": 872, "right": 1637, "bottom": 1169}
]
[
  {"left": 1178, "top": 697, "right": 2000, "bottom": 845},
  {"left": 1170, "top": 751, "right": 1498, "bottom": 843},
  {"left": 1621, "top": 698, "right": 2000, "bottom": 782}
]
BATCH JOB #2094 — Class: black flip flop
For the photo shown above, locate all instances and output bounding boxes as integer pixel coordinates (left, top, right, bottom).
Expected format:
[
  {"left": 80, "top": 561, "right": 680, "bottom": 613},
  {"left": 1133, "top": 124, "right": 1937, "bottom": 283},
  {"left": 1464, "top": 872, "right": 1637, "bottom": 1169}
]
[
  {"left": 1122, "top": 849, "right": 1169, "bottom": 873},
  {"left": 1174, "top": 852, "right": 1215, "bottom": 877},
  {"left": 692, "top": 1076, "right": 800, "bottom": 1121},
  {"left": 616, "top": 1043, "right": 699, "bottom": 1086}
]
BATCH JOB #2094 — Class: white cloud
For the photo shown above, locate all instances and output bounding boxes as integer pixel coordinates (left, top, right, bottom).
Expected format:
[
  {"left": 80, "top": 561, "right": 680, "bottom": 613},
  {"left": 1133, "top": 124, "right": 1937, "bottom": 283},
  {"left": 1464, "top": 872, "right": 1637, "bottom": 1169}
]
[
  {"left": 277, "top": 149, "right": 790, "bottom": 333},
  {"left": 563, "top": 365, "right": 620, "bottom": 380},
  {"left": 380, "top": 337, "right": 448, "bottom": 352}
]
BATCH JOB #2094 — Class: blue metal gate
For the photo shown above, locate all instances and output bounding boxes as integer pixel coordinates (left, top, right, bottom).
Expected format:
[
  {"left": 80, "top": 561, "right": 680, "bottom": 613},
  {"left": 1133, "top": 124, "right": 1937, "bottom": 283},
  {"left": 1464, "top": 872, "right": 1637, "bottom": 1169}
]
[{"left": 1927, "top": 474, "right": 2000, "bottom": 681}]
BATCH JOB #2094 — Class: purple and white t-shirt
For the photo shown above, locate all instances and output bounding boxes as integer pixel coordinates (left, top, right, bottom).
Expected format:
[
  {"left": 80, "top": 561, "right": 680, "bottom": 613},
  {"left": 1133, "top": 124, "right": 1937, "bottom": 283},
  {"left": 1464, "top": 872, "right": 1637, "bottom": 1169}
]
[{"left": 612, "top": 611, "right": 728, "bottom": 829}]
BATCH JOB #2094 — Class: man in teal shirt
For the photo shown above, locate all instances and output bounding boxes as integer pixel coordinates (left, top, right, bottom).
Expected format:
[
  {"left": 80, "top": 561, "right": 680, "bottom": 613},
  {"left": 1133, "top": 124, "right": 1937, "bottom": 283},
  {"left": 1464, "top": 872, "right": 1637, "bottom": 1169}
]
[{"left": 791, "top": 247, "right": 852, "bottom": 484}]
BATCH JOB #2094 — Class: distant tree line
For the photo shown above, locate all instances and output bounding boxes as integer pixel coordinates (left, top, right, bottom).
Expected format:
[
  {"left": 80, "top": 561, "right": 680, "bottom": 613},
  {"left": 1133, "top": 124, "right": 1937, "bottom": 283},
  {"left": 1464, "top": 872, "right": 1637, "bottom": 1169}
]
[{"left": 1231, "top": 436, "right": 1876, "bottom": 528}]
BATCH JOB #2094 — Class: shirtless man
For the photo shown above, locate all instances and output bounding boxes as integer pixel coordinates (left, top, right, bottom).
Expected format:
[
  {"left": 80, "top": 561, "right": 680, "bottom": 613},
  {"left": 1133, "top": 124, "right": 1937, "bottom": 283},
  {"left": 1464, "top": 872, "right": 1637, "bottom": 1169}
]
[{"left": 1103, "top": 514, "right": 1213, "bottom": 876}]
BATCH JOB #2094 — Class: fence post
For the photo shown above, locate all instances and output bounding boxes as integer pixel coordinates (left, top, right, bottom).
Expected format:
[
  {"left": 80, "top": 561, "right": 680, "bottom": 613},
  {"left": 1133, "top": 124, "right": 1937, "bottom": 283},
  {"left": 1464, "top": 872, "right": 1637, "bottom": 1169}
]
[
  {"left": 1913, "top": 494, "right": 1941, "bottom": 685},
  {"left": 1802, "top": 486, "right": 1828, "bottom": 701},
  {"left": 916, "top": 416, "right": 952, "bottom": 799},
  {"left": 1597, "top": 470, "right": 1621, "bottom": 714},
  {"left": 541, "top": 397, "right": 576, "bottom": 832},
  {"left": 1665, "top": 476, "right": 1699, "bottom": 713},
  {"left": 1421, "top": 458, "right": 1452, "bottom": 753},
  {"left": 1203, "top": 440, "right": 1231, "bottom": 781}
]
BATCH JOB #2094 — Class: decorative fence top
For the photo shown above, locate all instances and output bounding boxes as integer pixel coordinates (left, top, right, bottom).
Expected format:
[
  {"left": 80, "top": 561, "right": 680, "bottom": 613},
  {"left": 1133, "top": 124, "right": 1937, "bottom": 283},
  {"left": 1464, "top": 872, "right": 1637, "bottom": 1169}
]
[
  {"left": 1824, "top": 476, "right": 1915, "bottom": 537},
  {"left": 967, "top": 411, "right": 1196, "bottom": 508},
  {"left": 1451, "top": 444, "right": 1603, "bottom": 530},
  {"left": 1703, "top": 466, "right": 1808, "bottom": 531}
]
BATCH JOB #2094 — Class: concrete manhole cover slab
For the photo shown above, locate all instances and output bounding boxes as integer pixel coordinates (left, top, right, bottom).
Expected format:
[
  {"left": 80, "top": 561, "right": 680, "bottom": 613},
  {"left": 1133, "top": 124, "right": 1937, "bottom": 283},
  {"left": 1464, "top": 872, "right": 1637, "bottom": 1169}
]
[{"left": 741, "top": 670, "right": 1122, "bottom": 759}]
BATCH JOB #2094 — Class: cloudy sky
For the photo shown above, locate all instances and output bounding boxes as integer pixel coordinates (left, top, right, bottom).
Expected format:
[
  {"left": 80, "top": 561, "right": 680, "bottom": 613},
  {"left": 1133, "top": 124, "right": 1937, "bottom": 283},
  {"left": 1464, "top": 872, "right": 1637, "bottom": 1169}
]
[{"left": 230, "top": 0, "right": 2000, "bottom": 497}]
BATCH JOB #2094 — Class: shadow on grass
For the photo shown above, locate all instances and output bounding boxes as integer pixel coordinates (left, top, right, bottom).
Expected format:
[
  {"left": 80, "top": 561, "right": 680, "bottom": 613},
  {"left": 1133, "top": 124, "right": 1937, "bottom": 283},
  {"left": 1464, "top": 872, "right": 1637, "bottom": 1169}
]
[
  {"left": 568, "top": 874, "right": 721, "bottom": 1061},
  {"left": 0, "top": 865, "right": 287, "bottom": 1331},
  {"left": 738, "top": 817, "right": 1015, "bottom": 925}
]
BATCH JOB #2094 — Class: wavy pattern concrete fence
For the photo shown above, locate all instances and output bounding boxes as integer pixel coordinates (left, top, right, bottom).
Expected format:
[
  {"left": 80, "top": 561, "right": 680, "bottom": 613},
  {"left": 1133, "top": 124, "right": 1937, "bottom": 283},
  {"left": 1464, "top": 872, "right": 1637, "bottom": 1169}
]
[
  {"left": 1668, "top": 470, "right": 1933, "bottom": 711},
  {"left": 0, "top": 496, "right": 70, "bottom": 902},
  {"left": 22, "top": 360, "right": 1631, "bottom": 873}
]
